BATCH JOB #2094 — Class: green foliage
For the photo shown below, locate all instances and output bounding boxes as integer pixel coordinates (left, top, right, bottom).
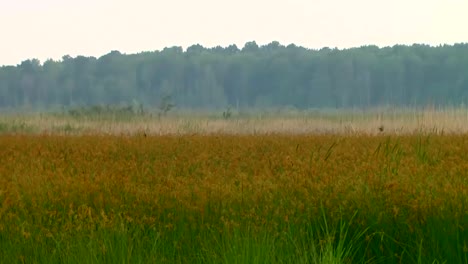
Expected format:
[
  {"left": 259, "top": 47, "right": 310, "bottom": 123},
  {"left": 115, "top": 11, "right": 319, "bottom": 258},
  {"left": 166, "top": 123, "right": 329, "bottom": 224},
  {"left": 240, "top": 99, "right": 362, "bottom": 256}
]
[
  {"left": 1, "top": 43, "right": 468, "bottom": 110},
  {"left": 158, "top": 95, "right": 175, "bottom": 117},
  {"left": 223, "top": 106, "right": 232, "bottom": 119},
  {"left": 65, "top": 104, "right": 146, "bottom": 120},
  {"left": 0, "top": 121, "right": 34, "bottom": 134}
]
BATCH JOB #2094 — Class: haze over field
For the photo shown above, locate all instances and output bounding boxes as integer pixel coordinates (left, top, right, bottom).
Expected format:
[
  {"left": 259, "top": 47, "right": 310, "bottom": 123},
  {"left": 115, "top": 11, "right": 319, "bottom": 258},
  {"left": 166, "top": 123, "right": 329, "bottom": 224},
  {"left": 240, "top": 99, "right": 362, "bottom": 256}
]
[
  {"left": 1, "top": 0, "right": 467, "bottom": 66},
  {"left": 1, "top": 2, "right": 467, "bottom": 263}
]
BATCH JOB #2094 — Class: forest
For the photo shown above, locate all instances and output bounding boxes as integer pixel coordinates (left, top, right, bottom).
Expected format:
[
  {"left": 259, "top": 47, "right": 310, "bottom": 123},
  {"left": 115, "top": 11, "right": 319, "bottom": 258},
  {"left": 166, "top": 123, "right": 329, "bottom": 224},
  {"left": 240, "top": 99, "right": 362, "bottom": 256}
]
[{"left": 1, "top": 41, "right": 468, "bottom": 110}]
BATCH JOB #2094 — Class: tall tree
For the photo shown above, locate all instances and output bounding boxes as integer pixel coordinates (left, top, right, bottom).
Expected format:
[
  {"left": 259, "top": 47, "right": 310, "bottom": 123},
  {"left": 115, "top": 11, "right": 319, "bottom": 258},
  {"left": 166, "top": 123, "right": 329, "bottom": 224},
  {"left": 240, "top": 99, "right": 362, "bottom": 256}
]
[{"left": 1, "top": 42, "right": 468, "bottom": 110}]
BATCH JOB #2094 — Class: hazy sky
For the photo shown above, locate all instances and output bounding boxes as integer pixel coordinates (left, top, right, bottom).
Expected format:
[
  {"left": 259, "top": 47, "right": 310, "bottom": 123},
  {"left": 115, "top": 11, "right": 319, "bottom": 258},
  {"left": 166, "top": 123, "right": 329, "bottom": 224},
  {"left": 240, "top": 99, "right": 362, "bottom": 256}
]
[{"left": 1, "top": 0, "right": 467, "bottom": 66}]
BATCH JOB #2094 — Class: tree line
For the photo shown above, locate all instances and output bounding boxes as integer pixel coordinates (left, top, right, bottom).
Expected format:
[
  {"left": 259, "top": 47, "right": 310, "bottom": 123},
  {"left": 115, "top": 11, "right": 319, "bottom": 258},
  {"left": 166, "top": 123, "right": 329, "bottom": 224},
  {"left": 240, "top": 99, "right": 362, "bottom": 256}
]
[{"left": 1, "top": 41, "right": 468, "bottom": 110}]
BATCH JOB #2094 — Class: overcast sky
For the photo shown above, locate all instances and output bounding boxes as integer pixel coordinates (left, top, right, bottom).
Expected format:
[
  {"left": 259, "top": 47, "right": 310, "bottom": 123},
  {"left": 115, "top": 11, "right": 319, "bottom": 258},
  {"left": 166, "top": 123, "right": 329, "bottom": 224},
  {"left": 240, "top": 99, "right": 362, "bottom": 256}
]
[{"left": 1, "top": 0, "right": 467, "bottom": 66}]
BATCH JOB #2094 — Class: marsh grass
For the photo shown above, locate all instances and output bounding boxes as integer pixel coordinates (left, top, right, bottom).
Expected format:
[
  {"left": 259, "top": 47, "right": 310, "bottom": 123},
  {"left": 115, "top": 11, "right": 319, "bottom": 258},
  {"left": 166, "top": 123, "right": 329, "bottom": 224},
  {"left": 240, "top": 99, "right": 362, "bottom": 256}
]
[
  {"left": 3, "top": 107, "right": 468, "bottom": 135},
  {"left": 0, "top": 209, "right": 381, "bottom": 264},
  {"left": 0, "top": 133, "right": 466, "bottom": 263}
]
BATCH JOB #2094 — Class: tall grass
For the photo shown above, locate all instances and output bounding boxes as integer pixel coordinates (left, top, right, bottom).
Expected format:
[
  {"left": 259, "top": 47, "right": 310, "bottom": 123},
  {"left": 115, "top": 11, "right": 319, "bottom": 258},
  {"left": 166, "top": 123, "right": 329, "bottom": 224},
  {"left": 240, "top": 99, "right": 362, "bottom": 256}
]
[
  {"left": 0, "top": 134, "right": 466, "bottom": 263},
  {"left": 3, "top": 107, "right": 468, "bottom": 135}
]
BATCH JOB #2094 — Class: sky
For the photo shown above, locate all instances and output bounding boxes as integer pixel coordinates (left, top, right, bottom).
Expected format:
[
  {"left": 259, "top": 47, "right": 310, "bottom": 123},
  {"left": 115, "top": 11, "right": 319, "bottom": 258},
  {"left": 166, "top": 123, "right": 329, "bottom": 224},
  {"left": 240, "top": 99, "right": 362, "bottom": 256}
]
[{"left": 1, "top": 0, "right": 467, "bottom": 66}]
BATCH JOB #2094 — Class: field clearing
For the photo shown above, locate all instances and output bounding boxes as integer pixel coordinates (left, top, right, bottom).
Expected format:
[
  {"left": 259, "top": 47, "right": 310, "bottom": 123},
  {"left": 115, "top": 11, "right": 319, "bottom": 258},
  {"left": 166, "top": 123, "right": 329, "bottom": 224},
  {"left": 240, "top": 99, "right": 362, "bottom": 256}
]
[{"left": 0, "top": 134, "right": 467, "bottom": 263}]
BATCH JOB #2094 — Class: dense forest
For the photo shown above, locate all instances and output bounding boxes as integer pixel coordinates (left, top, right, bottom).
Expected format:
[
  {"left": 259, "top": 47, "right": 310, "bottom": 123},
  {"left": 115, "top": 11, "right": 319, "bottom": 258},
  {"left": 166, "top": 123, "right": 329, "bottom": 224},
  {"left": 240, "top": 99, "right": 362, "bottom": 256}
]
[{"left": 1, "top": 41, "right": 468, "bottom": 111}]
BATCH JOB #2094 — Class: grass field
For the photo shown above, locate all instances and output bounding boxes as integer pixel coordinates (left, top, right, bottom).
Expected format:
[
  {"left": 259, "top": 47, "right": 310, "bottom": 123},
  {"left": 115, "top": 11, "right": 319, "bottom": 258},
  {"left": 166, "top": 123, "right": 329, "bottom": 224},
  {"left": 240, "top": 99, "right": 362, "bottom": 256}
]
[
  {"left": 0, "top": 130, "right": 467, "bottom": 263},
  {"left": 3, "top": 107, "right": 468, "bottom": 135}
]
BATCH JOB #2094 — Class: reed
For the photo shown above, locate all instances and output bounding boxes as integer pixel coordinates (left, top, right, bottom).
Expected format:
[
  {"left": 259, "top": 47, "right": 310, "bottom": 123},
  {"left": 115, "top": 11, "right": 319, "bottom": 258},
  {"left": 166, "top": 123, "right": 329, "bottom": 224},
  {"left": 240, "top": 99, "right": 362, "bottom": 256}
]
[{"left": 2, "top": 107, "right": 468, "bottom": 135}]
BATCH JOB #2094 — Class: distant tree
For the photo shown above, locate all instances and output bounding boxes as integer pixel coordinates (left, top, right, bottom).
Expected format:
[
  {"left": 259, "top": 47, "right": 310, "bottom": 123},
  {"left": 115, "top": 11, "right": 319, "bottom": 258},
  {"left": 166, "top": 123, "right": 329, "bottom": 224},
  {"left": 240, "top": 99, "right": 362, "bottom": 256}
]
[
  {"left": 158, "top": 94, "right": 175, "bottom": 117},
  {"left": 187, "top": 44, "right": 205, "bottom": 54},
  {"left": 242, "top": 41, "right": 259, "bottom": 53},
  {"left": 1, "top": 42, "right": 468, "bottom": 110}
]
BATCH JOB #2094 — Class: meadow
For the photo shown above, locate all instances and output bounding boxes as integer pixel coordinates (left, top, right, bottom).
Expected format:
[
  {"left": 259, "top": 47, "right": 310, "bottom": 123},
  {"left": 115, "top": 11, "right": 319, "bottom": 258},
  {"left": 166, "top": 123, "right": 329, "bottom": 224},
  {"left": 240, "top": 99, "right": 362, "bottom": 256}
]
[
  {"left": 3, "top": 106, "right": 468, "bottom": 135},
  {"left": 0, "top": 110, "right": 467, "bottom": 263}
]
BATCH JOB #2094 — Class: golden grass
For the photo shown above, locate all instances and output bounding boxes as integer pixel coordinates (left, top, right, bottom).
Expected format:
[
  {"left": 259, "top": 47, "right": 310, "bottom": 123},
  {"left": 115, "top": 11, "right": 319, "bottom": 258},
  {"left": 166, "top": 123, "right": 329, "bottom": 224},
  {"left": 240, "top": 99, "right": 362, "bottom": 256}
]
[
  {"left": 0, "top": 133, "right": 467, "bottom": 262},
  {"left": 0, "top": 134, "right": 466, "bottom": 232},
  {"left": 3, "top": 108, "right": 468, "bottom": 135}
]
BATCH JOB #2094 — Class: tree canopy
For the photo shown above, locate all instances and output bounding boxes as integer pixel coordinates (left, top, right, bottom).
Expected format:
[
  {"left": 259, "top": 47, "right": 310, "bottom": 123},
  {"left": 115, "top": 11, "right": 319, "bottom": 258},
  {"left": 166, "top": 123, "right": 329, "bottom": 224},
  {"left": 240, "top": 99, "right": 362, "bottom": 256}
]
[{"left": 1, "top": 42, "right": 468, "bottom": 110}]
